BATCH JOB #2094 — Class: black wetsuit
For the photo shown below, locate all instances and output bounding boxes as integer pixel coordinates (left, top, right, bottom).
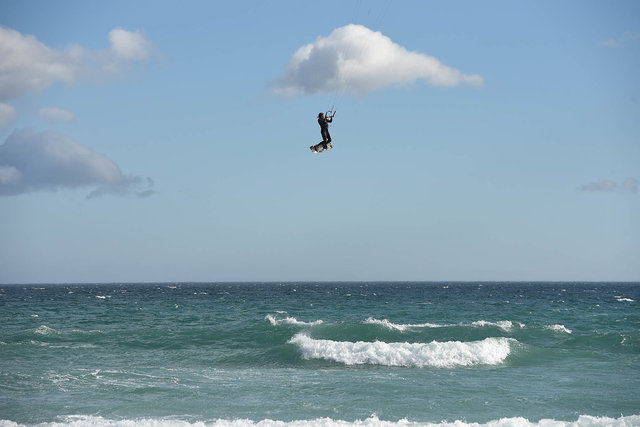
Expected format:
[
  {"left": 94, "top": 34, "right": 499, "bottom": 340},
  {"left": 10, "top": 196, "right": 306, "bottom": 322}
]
[{"left": 318, "top": 116, "right": 332, "bottom": 143}]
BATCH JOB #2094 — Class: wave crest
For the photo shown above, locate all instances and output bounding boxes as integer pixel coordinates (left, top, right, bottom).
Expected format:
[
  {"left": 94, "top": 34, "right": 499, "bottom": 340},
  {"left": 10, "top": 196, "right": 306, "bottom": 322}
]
[
  {"left": 544, "top": 325, "right": 572, "bottom": 334},
  {"left": 363, "top": 318, "right": 442, "bottom": 331},
  {"left": 288, "top": 333, "right": 515, "bottom": 368},
  {"left": 34, "top": 325, "right": 57, "bottom": 335},
  {"left": 266, "top": 315, "right": 323, "bottom": 326},
  {"left": 2, "top": 414, "right": 638, "bottom": 427},
  {"left": 364, "top": 318, "right": 524, "bottom": 332}
]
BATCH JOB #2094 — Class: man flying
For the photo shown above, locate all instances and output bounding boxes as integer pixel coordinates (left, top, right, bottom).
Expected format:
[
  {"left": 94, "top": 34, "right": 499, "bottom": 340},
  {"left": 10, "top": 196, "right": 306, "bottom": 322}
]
[{"left": 317, "top": 111, "right": 335, "bottom": 149}]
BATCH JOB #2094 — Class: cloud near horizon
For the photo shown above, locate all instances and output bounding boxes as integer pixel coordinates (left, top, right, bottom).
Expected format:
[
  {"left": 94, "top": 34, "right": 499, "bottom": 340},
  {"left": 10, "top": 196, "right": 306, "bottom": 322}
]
[
  {"left": 272, "top": 24, "right": 483, "bottom": 97},
  {"left": 0, "top": 25, "right": 158, "bottom": 101},
  {"left": 0, "top": 128, "right": 154, "bottom": 199},
  {"left": 579, "top": 178, "right": 638, "bottom": 194}
]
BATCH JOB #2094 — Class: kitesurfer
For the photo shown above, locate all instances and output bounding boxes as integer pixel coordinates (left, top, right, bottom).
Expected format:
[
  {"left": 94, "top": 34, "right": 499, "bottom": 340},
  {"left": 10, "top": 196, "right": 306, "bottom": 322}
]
[{"left": 318, "top": 112, "right": 335, "bottom": 148}]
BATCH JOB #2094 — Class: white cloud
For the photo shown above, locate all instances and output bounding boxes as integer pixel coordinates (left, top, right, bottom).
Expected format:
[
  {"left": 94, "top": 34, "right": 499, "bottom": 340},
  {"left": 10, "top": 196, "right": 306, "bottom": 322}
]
[
  {"left": 109, "top": 28, "right": 152, "bottom": 60},
  {"left": 0, "top": 128, "right": 154, "bottom": 198},
  {"left": 37, "top": 107, "right": 76, "bottom": 123},
  {"left": 580, "top": 178, "right": 638, "bottom": 194},
  {"left": 272, "top": 24, "right": 483, "bottom": 97},
  {"left": 0, "top": 25, "right": 158, "bottom": 101},
  {"left": 0, "top": 103, "right": 16, "bottom": 129}
]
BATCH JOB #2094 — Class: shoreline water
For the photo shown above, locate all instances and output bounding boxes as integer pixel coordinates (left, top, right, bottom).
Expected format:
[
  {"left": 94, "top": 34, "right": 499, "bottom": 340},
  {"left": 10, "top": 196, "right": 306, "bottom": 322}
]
[{"left": 2, "top": 414, "right": 640, "bottom": 427}]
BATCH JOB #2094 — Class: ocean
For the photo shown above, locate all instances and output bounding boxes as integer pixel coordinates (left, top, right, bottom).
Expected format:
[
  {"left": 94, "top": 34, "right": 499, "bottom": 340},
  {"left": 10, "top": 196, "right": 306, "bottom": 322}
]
[{"left": 0, "top": 282, "right": 638, "bottom": 426}]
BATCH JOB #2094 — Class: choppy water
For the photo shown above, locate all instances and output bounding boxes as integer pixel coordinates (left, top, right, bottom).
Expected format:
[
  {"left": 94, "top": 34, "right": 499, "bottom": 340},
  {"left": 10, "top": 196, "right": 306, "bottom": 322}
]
[{"left": 0, "top": 282, "right": 638, "bottom": 426}]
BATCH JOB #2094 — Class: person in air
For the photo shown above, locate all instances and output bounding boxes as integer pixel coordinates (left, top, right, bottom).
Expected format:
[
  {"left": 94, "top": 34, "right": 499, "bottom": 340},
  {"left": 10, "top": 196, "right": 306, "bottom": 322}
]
[{"left": 318, "top": 112, "right": 335, "bottom": 148}]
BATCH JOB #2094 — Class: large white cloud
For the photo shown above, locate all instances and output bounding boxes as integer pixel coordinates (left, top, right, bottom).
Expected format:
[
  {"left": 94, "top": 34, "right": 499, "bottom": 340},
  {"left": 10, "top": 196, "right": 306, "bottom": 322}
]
[
  {"left": 0, "top": 25, "right": 157, "bottom": 101},
  {"left": 0, "top": 26, "right": 80, "bottom": 100},
  {"left": 272, "top": 24, "right": 483, "bottom": 97},
  {"left": 0, "top": 128, "right": 153, "bottom": 198}
]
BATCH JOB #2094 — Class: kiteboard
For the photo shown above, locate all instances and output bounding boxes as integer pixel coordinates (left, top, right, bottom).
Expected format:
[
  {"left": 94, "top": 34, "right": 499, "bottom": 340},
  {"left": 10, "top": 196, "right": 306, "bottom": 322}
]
[{"left": 310, "top": 142, "right": 332, "bottom": 153}]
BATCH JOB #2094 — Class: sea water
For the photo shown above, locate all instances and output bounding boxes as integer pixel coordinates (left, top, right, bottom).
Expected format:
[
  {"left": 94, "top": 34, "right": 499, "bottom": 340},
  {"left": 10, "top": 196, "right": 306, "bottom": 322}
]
[{"left": 0, "top": 282, "right": 638, "bottom": 426}]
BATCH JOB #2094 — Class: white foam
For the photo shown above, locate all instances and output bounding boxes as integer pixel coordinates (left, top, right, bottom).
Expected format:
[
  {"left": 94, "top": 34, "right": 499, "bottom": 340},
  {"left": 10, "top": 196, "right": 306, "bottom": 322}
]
[
  {"left": 365, "top": 318, "right": 525, "bottom": 332},
  {"left": 2, "top": 414, "right": 638, "bottom": 427},
  {"left": 34, "top": 325, "right": 57, "bottom": 335},
  {"left": 615, "top": 296, "right": 634, "bottom": 302},
  {"left": 544, "top": 325, "right": 572, "bottom": 334},
  {"left": 288, "top": 333, "right": 514, "bottom": 368},
  {"left": 363, "top": 318, "right": 443, "bottom": 331},
  {"left": 471, "top": 320, "right": 521, "bottom": 332},
  {"left": 265, "top": 315, "right": 323, "bottom": 326}
]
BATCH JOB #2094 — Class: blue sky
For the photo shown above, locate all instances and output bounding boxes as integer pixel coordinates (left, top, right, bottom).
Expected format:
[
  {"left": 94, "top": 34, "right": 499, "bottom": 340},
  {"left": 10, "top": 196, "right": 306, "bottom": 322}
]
[{"left": 1, "top": 0, "right": 638, "bottom": 283}]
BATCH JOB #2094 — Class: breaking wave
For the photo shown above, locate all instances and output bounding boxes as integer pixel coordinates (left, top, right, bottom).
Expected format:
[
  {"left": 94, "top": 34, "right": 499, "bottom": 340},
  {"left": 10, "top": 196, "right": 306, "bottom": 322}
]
[
  {"left": 364, "top": 318, "right": 521, "bottom": 332},
  {"left": 470, "top": 320, "right": 522, "bottom": 332},
  {"left": 544, "top": 324, "right": 573, "bottom": 334},
  {"left": 288, "top": 333, "right": 515, "bottom": 368},
  {"left": 34, "top": 325, "right": 57, "bottom": 335},
  {"left": 265, "top": 314, "right": 323, "bottom": 326},
  {"left": 363, "top": 318, "right": 442, "bottom": 331},
  {"left": 2, "top": 414, "right": 639, "bottom": 427}
]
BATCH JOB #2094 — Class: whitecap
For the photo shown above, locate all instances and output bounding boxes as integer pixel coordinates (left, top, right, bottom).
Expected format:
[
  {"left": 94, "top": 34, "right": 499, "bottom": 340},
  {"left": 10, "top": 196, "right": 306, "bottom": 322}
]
[
  {"left": 615, "top": 296, "right": 634, "bottom": 302},
  {"left": 1, "top": 414, "right": 639, "bottom": 426},
  {"left": 471, "top": 320, "right": 516, "bottom": 332},
  {"left": 288, "top": 333, "right": 515, "bottom": 368},
  {"left": 363, "top": 318, "right": 526, "bottom": 332},
  {"left": 265, "top": 314, "right": 323, "bottom": 326},
  {"left": 363, "top": 318, "right": 443, "bottom": 331},
  {"left": 34, "top": 325, "right": 57, "bottom": 335},
  {"left": 544, "top": 324, "right": 572, "bottom": 334}
]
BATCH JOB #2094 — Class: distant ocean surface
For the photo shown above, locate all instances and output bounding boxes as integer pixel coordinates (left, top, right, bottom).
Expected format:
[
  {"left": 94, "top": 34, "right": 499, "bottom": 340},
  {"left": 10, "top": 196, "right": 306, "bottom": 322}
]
[{"left": 1, "top": 282, "right": 639, "bottom": 426}]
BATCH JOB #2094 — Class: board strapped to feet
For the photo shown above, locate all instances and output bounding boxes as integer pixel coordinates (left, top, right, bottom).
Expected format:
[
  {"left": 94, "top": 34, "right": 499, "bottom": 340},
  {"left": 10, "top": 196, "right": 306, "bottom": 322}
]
[{"left": 310, "top": 142, "right": 332, "bottom": 153}]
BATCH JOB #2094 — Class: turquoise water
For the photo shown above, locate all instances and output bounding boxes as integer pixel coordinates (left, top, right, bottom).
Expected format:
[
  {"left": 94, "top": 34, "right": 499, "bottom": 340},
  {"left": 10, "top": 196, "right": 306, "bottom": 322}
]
[{"left": 1, "top": 282, "right": 639, "bottom": 426}]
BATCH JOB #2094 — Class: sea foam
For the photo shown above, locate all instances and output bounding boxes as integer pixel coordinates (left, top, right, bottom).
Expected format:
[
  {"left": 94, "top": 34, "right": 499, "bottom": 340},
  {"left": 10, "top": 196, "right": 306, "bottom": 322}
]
[
  {"left": 34, "top": 325, "right": 57, "bottom": 335},
  {"left": 265, "top": 315, "right": 323, "bottom": 326},
  {"left": 363, "top": 318, "right": 442, "bottom": 331},
  {"left": 471, "top": 320, "right": 520, "bottom": 332},
  {"left": 365, "top": 318, "right": 523, "bottom": 332},
  {"left": 2, "top": 414, "right": 639, "bottom": 427},
  {"left": 288, "top": 333, "right": 515, "bottom": 368},
  {"left": 544, "top": 324, "right": 572, "bottom": 334}
]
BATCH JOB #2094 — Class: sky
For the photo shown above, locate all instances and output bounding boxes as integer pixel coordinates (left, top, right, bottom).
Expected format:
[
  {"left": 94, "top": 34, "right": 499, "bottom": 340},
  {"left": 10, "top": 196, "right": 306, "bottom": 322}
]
[{"left": 0, "top": 0, "right": 639, "bottom": 283}]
